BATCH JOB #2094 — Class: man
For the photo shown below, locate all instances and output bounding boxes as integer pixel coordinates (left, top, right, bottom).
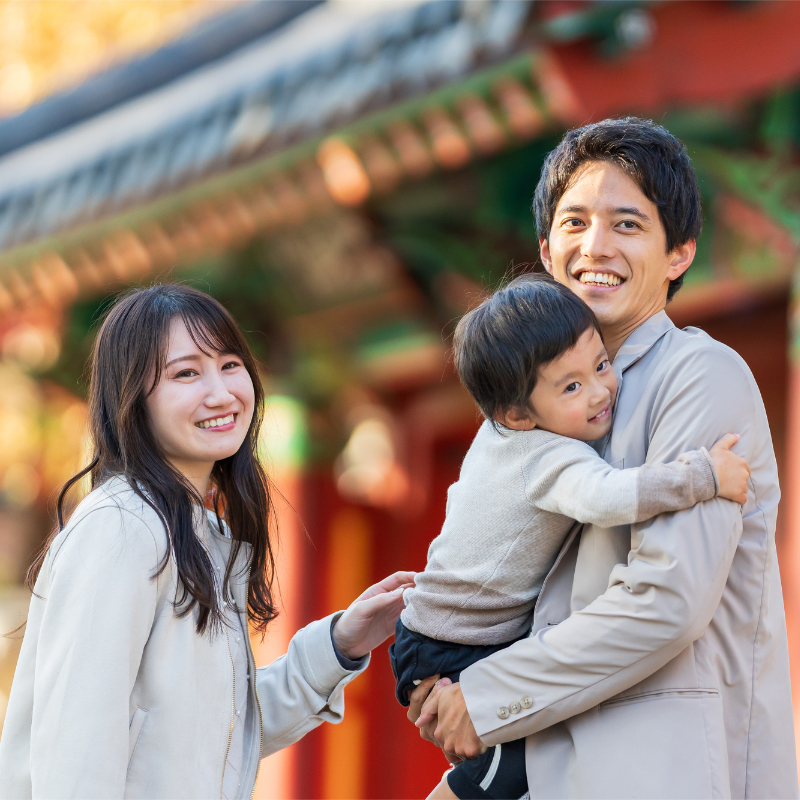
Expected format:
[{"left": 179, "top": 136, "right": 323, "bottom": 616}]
[{"left": 411, "top": 118, "right": 798, "bottom": 799}]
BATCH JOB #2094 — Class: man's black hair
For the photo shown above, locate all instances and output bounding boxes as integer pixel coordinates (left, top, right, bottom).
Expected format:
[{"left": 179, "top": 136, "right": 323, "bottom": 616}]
[
  {"left": 533, "top": 117, "right": 702, "bottom": 301},
  {"left": 453, "top": 273, "right": 601, "bottom": 427}
]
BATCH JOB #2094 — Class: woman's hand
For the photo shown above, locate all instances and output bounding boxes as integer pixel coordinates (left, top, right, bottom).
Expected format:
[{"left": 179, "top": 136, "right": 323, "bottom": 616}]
[{"left": 331, "top": 571, "right": 416, "bottom": 660}]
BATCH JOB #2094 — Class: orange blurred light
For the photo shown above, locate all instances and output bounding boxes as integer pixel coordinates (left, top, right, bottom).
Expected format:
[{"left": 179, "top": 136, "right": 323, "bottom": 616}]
[
  {"left": 423, "top": 107, "right": 471, "bottom": 170},
  {"left": 317, "top": 138, "right": 371, "bottom": 207}
]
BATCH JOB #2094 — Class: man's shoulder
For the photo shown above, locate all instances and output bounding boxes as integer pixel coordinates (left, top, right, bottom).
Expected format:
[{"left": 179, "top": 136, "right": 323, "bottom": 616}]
[{"left": 658, "top": 324, "right": 755, "bottom": 385}]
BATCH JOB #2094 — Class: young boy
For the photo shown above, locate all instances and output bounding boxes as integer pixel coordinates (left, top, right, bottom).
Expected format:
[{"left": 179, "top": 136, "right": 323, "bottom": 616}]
[{"left": 389, "top": 274, "right": 750, "bottom": 800}]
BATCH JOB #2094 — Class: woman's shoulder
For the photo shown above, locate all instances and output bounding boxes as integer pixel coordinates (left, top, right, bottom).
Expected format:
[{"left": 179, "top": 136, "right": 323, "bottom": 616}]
[{"left": 50, "top": 476, "right": 168, "bottom": 569}]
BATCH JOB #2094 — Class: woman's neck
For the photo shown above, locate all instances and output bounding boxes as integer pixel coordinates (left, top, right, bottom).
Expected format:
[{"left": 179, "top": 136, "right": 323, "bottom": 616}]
[{"left": 168, "top": 459, "right": 213, "bottom": 499}]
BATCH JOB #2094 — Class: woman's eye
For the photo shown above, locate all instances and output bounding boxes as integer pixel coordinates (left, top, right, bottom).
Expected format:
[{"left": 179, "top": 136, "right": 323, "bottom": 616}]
[
  {"left": 175, "top": 369, "right": 197, "bottom": 379},
  {"left": 565, "top": 382, "right": 580, "bottom": 393},
  {"left": 222, "top": 360, "right": 241, "bottom": 370}
]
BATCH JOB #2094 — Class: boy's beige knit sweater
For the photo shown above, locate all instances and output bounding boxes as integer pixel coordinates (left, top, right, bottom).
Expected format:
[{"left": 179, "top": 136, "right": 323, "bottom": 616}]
[{"left": 402, "top": 421, "right": 718, "bottom": 645}]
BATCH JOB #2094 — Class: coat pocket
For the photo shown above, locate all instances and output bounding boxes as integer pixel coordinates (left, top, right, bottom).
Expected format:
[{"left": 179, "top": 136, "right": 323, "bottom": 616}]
[
  {"left": 599, "top": 686, "right": 719, "bottom": 709},
  {"left": 128, "top": 707, "right": 148, "bottom": 764}
]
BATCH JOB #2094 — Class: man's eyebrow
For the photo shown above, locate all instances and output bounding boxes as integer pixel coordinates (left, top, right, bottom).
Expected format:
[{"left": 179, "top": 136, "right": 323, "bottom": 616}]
[
  {"left": 558, "top": 205, "right": 586, "bottom": 215},
  {"left": 165, "top": 354, "right": 200, "bottom": 368},
  {"left": 614, "top": 206, "right": 651, "bottom": 222}
]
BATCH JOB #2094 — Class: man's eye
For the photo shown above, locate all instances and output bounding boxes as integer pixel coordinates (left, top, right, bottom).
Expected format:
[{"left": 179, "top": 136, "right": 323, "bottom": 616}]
[
  {"left": 564, "top": 218, "right": 584, "bottom": 227},
  {"left": 618, "top": 220, "right": 639, "bottom": 230},
  {"left": 565, "top": 382, "right": 580, "bottom": 393}
]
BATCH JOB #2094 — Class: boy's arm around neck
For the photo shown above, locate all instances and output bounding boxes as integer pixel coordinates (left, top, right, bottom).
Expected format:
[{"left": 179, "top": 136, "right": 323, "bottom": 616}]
[{"left": 524, "top": 436, "right": 717, "bottom": 528}]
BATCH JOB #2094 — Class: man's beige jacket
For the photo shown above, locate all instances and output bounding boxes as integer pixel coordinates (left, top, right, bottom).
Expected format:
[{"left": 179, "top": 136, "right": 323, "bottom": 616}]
[
  {"left": 460, "top": 311, "right": 798, "bottom": 799},
  {"left": 0, "top": 477, "right": 367, "bottom": 799}
]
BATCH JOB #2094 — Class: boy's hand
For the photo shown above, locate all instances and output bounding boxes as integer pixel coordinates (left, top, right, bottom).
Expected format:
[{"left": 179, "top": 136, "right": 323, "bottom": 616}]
[{"left": 710, "top": 434, "right": 750, "bottom": 505}]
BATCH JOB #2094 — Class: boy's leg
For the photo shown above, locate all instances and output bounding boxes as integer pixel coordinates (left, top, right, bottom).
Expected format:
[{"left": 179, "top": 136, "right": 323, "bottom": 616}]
[
  {"left": 445, "top": 740, "right": 528, "bottom": 800},
  {"left": 427, "top": 775, "right": 459, "bottom": 800}
]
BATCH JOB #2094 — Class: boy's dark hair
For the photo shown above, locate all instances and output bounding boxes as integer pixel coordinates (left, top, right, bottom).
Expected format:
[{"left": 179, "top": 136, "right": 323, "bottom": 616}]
[
  {"left": 533, "top": 117, "right": 702, "bottom": 302},
  {"left": 454, "top": 273, "right": 601, "bottom": 426}
]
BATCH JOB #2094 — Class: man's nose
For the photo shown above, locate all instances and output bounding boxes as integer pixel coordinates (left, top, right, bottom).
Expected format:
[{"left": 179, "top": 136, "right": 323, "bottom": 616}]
[{"left": 581, "top": 222, "right": 614, "bottom": 261}]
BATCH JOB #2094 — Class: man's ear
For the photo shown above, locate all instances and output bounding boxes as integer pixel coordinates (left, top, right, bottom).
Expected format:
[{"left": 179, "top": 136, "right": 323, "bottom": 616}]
[
  {"left": 539, "top": 238, "right": 554, "bottom": 276},
  {"left": 667, "top": 239, "right": 696, "bottom": 281},
  {"left": 496, "top": 406, "right": 537, "bottom": 431}
]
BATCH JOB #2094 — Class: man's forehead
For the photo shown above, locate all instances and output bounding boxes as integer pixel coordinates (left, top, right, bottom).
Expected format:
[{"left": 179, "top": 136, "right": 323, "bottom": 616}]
[{"left": 556, "top": 161, "right": 652, "bottom": 210}]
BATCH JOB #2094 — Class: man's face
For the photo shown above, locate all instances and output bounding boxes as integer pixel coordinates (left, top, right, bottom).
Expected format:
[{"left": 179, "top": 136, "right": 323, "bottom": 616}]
[{"left": 539, "top": 161, "right": 694, "bottom": 337}]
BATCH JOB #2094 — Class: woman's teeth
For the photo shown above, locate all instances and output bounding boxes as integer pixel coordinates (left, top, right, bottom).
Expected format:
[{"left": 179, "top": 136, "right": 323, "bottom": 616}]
[
  {"left": 579, "top": 272, "right": 622, "bottom": 286},
  {"left": 196, "top": 414, "right": 234, "bottom": 429}
]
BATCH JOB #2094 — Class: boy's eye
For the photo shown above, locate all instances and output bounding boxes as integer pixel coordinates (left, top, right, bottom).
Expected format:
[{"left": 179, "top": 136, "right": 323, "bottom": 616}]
[
  {"left": 597, "top": 359, "right": 609, "bottom": 372},
  {"left": 565, "top": 382, "right": 580, "bottom": 393}
]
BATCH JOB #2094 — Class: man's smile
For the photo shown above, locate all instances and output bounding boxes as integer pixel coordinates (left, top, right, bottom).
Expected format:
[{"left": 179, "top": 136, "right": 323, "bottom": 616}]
[{"left": 575, "top": 269, "right": 626, "bottom": 288}]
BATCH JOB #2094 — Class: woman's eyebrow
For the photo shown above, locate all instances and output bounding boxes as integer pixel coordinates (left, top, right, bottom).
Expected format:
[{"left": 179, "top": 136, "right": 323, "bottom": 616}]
[{"left": 165, "top": 354, "right": 200, "bottom": 368}]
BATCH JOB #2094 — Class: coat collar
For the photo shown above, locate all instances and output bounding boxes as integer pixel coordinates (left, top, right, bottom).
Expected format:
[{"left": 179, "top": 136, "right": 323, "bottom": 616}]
[{"left": 612, "top": 309, "right": 675, "bottom": 377}]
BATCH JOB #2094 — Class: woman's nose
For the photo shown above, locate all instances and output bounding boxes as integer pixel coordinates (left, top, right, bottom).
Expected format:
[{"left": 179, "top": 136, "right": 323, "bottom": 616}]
[{"left": 203, "top": 372, "right": 235, "bottom": 406}]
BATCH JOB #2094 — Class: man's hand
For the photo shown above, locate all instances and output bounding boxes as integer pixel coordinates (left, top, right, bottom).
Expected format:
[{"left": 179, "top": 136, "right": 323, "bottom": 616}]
[{"left": 415, "top": 678, "right": 486, "bottom": 762}]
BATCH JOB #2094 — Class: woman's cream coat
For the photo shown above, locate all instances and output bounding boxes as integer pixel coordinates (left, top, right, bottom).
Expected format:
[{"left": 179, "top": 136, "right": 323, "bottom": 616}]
[{"left": 0, "top": 477, "right": 367, "bottom": 799}]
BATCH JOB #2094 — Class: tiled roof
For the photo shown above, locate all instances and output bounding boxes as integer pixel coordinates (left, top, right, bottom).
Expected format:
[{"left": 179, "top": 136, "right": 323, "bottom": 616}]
[{"left": 0, "top": 0, "right": 531, "bottom": 254}]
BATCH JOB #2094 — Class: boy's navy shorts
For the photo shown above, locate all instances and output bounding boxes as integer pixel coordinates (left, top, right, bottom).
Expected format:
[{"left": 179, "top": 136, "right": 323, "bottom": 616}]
[
  {"left": 389, "top": 620, "right": 528, "bottom": 800},
  {"left": 389, "top": 619, "right": 515, "bottom": 706}
]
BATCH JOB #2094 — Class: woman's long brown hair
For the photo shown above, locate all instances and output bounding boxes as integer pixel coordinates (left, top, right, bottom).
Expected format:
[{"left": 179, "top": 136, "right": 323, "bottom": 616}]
[{"left": 27, "top": 284, "right": 278, "bottom": 635}]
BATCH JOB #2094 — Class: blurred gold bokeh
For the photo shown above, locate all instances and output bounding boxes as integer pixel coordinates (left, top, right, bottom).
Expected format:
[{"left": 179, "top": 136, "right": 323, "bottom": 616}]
[{"left": 0, "top": 0, "right": 231, "bottom": 116}]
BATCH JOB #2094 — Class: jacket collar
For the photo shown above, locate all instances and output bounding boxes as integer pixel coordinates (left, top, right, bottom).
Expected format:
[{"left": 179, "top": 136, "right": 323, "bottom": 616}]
[{"left": 612, "top": 309, "right": 675, "bottom": 377}]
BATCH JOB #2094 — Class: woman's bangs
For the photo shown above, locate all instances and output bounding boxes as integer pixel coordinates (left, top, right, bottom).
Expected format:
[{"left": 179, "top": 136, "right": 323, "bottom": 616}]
[{"left": 179, "top": 302, "right": 245, "bottom": 361}]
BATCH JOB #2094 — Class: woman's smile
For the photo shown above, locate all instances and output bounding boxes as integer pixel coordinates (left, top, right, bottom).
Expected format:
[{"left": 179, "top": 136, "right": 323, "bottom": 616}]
[{"left": 195, "top": 412, "right": 237, "bottom": 431}]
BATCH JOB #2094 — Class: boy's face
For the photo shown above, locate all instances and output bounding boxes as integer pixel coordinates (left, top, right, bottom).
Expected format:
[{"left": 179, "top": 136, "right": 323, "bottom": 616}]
[
  {"left": 539, "top": 161, "right": 695, "bottom": 350},
  {"left": 499, "top": 328, "right": 617, "bottom": 442}
]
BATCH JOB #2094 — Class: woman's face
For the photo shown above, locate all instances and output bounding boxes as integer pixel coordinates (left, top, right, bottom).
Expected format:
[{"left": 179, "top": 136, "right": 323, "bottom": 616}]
[{"left": 145, "top": 318, "right": 255, "bottom": 487}]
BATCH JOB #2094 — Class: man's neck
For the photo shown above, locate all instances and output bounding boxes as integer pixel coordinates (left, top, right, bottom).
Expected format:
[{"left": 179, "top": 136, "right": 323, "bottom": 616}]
[{"left": 604, "top": 304, "right": 667, "bottom": 362}]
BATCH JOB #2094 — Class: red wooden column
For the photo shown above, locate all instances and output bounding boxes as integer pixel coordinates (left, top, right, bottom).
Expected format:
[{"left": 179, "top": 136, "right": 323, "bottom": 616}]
[{"left": 783, "top": 281, "right": 800, "bottom": 776}]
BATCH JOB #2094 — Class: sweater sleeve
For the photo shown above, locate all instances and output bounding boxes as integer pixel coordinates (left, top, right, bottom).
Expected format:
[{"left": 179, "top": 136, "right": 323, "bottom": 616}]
[
  {"left": 524, "top": 439, "right": 718, "bottom": 528},
  {"left": 257, "top": 611, "right": 369, "bottom": 758},
  {"left": 29, "top": 503, "right": 161, "bottom": 799}
]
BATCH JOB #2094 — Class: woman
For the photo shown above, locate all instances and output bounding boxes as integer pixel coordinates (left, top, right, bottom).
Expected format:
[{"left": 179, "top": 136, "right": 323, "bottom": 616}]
[{"left": 0, "top": 284, "right": 413, "bottom": 799}]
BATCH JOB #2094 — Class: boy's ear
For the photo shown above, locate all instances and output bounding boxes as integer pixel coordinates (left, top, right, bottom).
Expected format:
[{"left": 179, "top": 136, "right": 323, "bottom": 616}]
[{"left": 497, "top": 406, "right": 537, "bottom": 431}]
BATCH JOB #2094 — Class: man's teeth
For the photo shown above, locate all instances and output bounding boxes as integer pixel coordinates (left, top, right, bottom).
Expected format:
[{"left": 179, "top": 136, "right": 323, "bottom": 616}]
[
  {"left": 579, "top": 272, "right": 622, "bottom": 286},
  {"left": 196, "top": 414, "right": 234, "bottom": 429}
]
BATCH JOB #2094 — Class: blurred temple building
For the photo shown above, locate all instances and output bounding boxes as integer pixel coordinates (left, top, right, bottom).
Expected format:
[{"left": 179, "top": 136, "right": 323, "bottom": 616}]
[{"left": 2, "top": 0, "right": 800, "bottom": 796}]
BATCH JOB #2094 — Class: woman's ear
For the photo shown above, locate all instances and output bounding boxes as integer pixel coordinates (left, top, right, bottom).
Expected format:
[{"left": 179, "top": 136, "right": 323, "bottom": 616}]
[{"left": 496, "top": 406, "right": 537, "bottom": 431}]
